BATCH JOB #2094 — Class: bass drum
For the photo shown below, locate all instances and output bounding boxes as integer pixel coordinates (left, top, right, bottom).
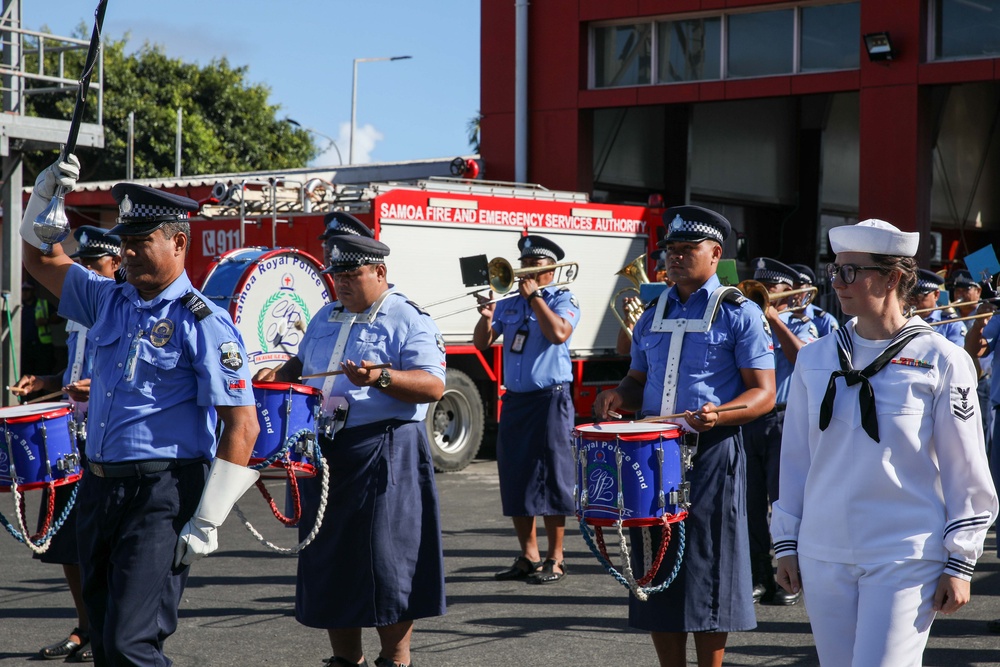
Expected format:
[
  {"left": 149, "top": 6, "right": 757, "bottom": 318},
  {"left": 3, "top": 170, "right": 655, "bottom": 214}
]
[{"left": 201, "top": 247, "right": 334, "bottom": 373}]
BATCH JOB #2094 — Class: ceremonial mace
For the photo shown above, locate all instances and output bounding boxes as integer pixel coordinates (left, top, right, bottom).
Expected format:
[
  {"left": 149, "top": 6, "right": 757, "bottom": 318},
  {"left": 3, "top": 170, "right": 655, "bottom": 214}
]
[{"left": 34, "top": 0, "right": 109, "bottom": 253}]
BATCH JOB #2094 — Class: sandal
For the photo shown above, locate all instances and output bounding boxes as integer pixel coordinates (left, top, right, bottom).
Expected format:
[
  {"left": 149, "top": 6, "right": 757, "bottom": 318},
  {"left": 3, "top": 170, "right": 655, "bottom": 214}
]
[
  {"left": 494, "top": 555, "right": 542, "bottom": 580},
  {"left": 39, "top": 628, "right": 89, "bottom": 660},
  {"left": 73, "top": 641, "right": 94, "bottom": 663},
  {"left": 528, "top": 558, "right": 567, "bottom": 584}
]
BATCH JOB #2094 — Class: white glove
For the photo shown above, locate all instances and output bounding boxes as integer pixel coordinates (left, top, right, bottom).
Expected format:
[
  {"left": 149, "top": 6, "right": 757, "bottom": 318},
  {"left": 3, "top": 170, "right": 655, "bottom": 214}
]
[
  {"left": 19, "top": 154, "right": 81, "bottom": 249},
  {"left": 174, "top": 458, "right": 260, "bottom": 567},
  {"left": 35, "top": 154, "right": 80, "bottom": 200}
]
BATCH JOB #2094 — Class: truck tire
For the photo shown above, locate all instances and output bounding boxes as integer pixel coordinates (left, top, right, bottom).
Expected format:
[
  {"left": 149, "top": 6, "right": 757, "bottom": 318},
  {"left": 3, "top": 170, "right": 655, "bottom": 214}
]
[{"left": 426, "top": 369, "right": 484, "bottom": 472}]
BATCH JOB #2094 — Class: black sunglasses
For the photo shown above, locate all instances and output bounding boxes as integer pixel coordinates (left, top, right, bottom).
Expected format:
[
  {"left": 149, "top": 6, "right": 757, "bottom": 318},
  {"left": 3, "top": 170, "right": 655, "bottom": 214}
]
[{"left": 825, "top": 263, "right": 883, "bottom": 285}]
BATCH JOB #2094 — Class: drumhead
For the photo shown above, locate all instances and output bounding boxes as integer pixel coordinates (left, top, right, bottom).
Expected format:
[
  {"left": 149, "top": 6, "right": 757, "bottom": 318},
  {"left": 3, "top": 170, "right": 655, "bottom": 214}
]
[
  {"left": 575, "top": 421, "right": 682, "bottom": 437},
  {"left": 201, "top": 247, "right": 333, "bottom": 373},
  {"left": 0, "top": 402, "right": 73, "bottom": 422},
  {"left": 252, "top": 381, "right": 323, "bottom": 396}
]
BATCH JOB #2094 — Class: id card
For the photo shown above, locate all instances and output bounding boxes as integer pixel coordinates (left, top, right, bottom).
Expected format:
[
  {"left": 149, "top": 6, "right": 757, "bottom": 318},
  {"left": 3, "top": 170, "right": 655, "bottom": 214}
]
[
  {"left": 318, "top": 396, "right": 349, "bottom": 439},
  {"left": 510, "top": 328, "right": 529, "bottom": 354}
]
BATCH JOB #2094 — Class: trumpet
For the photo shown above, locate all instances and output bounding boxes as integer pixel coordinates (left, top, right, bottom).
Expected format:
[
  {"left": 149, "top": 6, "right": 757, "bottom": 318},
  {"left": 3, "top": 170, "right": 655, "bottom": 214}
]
[
  {"left": 736, "top": 280, "right": 817, "bottom": 312},
  {"left": 609, "top": 254, "right": 650, "bottom": 339}
]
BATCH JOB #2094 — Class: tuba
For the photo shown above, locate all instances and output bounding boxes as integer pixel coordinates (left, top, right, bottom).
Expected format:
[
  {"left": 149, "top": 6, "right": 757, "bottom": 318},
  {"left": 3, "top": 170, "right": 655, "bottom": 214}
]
[{"left": 610, "top": 254, "right": 650, "bottom": 339}]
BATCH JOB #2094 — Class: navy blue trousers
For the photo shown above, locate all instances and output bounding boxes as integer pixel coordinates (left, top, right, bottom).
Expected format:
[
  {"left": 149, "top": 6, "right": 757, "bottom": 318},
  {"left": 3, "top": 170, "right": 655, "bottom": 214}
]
[
  {"left": 742, "top": 407, "right": 784, "bottom": 555},
  {"left": 76, "top": 462, "right": 207, "bottom": 666}
]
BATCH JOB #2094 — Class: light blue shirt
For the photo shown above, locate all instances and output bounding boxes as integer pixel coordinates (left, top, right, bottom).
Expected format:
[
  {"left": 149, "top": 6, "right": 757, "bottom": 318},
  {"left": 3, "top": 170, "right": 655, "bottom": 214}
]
[
  {"left": 774, "top": 312, "right": 817, "bottom": 405},
  {"left": 804, "top": 303, "right": 840, "bottom": 338},
  {"left": 490, "top": 286, "right": 581, "bottom": 392},
  {"left": 59, "top": 264, "right": 255, "bottom": 463},
  {"left": 299, "top": 289, "right": 446, "bottom": 427},
  {"left": 923, "top": 309, "right": 968, "bottom": 348},
  {"left": 983, "top": 314, "right": 1000, "bottom": 406},
  {"left": 630, "top": 274, "right": 774, "bottom": 417}
]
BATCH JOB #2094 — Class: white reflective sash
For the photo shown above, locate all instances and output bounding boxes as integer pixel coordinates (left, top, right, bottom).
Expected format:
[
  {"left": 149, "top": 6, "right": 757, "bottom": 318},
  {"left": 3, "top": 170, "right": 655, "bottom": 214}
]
[
  {"left": 67, "top": 320, "right": 88, "bottom": 383},
  {"left": 651, "top": 286, "right": 739, "bottom": 416},
  {"left": 319, "top": 287, "right": 396, "bottom": 401}
]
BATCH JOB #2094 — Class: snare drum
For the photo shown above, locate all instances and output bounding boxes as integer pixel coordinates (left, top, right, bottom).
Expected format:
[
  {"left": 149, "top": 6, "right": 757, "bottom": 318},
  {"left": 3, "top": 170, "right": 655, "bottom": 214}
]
[
  {"left": 0, "top": 403, "right": 82, "bottom": 491},
  {"left": 252, "top": 381, "right": 321, "bottom": 478},
  {"left": 573, "top": 422, "right": 689, "bottom": 527}
]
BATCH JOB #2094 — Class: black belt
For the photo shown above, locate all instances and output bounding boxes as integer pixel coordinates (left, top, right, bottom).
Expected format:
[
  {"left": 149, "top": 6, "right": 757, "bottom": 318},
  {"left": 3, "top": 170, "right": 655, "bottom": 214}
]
[
  {"left": 774, "top": 403, "right": 787, "bottom": 412},
  {"left": 88, "top": 458, "right": 203, "bottom": 478}
]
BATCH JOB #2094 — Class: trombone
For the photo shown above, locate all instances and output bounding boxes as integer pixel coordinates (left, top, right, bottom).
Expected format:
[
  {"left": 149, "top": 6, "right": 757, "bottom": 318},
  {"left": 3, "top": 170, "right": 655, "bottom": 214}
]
[
  {"left": 425, "top": 256, "right": 580, "bottom": 319},
  {"left": 736, "top": 280, "right": 817, "bottom": 312},
  {"left": 609, "top": 254, "right": 650, "bottom": 340}
]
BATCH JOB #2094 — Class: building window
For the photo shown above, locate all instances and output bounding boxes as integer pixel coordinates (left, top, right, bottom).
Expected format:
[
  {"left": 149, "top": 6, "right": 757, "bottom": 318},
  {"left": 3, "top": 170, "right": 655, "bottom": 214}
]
[
  {"left": 657, "top": 18, "right": 722, "bottom": 83},
  {"left": 933, "top": 0, "right": 1000, "bottom": 60},
  {"left": 727, "top": 9, "right": 795, "bottom": 78},
  {"left": 801, "top": 3, "right": 860, "bottom": 71},
  {"left": 594, "top": 23, "right": 653, "bottom": 87}
]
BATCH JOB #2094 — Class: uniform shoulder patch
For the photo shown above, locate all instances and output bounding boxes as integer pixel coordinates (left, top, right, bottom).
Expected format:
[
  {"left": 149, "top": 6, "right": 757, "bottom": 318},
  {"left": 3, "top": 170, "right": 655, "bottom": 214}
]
[
  {"left": 180, "top": 291, "right": 212, "bottom": 321},
  {"left": 723, "top": 291, "right": 749, "bottom": 307},
  {"left": 405, "top": 299, "right": 430, "bottom": 316},
  {"left": 951, "top": 386, "right": 975, "bottom": 422},
  {"left": 219, "top": 341, "right": 245, "bottom": 371}
]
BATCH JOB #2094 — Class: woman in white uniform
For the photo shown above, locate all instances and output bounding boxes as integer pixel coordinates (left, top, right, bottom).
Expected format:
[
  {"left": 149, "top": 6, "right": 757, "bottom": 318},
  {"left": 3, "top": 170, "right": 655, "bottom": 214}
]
[{"left": 770, "top": 219, "right": 998, "bottom": 667}]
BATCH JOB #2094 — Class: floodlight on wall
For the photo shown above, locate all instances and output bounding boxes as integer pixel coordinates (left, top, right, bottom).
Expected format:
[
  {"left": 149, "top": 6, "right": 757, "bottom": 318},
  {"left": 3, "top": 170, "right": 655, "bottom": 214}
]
[{"left": 864, "top": 32, "right": 894, "bottom": 63}]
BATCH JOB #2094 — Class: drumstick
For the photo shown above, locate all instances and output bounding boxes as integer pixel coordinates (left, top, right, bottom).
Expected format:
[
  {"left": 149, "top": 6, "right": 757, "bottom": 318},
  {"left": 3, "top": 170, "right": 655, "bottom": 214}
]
[
  {"left": 633, "top": 404, "right": 749, "bottom": 423},
  {"left": 24, "top": 389, "right": 68, "bottom": 405},
  {"left": 299, "top": 363, "right": 391, "bottom": 380}
]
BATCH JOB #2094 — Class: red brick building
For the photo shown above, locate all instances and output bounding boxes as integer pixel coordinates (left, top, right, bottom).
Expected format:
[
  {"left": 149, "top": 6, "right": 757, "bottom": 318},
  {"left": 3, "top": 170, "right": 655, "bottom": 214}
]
[{"left": 479, "top": 0, "right": 1000, "bottom": 271}]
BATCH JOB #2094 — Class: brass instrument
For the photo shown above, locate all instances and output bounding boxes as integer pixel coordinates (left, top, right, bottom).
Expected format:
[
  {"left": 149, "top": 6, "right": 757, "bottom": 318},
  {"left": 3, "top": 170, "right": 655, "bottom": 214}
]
[
  {"left": 486, "top": 257, "right": 579, "bottom": 294},
  {"left": 736, "top": 279, "right": 817, "bottom": 312},
  {"left": 609, "top": 254, "right": 650, "bottom": 339},
  {"left": 928, "top": 311, "right": 994, "bottom": 326},
  {"left": 426, "top": 256, "right": 580, "bottom": 319}
]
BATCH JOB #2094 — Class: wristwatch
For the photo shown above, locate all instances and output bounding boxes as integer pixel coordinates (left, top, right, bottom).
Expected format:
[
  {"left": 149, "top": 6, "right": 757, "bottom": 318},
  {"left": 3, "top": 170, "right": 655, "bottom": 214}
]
[{"left": 376, "top": 368, "right": 392, "bottom": 389}]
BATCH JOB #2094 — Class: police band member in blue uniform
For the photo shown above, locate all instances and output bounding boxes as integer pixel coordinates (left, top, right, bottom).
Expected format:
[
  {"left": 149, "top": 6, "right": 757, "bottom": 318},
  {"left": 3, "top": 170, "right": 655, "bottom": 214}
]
[
  {"left": 911, "top": 269, "right": 967, "bottom": 347},
  {"left": 474, "top": 234, "right": 580, "bottom": 585},
  {"left": 788, "top": 264, "right": 840, "bottom": 337},
  {"left": 955, "top": 269, "right": 994, "bottom": 455},
  {"left": 20, "top": 157, "right": 261, "bottom": 666},
  {"left": 11, "top": 225, "right": 122, "bottom": 662},
  {"left": 772, "top": 219, "right": 997, "bottom": 665},
  {"left": 254, "top": 232, "right": 446, "bottom": 667},
  {"left": 594, "top": 206, "right": 776, "bottom": 667},
  {"left": 742, "top": 258, "right": 816, "bottom": 606}
]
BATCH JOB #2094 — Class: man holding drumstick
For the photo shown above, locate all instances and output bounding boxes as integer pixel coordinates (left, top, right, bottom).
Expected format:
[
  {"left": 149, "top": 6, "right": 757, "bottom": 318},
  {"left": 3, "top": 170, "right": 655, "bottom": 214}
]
[
  {"left": 595, "top": 205, "right": 775, "bottom": 667},
  {"left": 21, "top": 156, "right": 260, "bottom": 665},
  {"left": 254, "top": 232, "right": 446, "bottom": 667}
]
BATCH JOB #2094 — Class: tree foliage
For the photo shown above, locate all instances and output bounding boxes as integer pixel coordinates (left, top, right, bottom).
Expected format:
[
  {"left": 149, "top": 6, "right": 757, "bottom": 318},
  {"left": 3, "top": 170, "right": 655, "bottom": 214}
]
[{"left": 24, "top": 29, "right": 316, "bottom": 182}]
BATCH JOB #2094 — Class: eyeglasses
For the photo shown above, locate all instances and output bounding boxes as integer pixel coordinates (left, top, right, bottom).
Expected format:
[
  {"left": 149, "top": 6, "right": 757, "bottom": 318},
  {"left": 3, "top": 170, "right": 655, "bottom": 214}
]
[{"left": 825, "top": 263, "right": 883, "bottom": 285}]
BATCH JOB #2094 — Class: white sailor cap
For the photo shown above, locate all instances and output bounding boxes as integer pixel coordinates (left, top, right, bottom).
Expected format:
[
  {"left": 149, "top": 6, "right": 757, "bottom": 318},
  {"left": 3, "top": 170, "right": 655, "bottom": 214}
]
[{"left": 828, "top": 219, "right": 919, "bottom": 257}]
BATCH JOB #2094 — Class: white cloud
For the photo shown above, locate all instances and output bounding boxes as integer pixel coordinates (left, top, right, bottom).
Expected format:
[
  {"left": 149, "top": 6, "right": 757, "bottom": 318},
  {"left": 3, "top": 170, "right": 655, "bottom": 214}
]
[{"left": 342, "top": 122, "right": 383, "bottom": 165}]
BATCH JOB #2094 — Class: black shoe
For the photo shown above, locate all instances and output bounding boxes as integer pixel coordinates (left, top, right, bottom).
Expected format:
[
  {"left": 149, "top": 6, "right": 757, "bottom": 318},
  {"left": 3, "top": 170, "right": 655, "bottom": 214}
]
[
  {"left": 322, "top": 657, "right": 369, "bottom": 666},
  {"left": 495, "top": 556, "right": 542, "bottom": 580},
  {"left": 987, "top": 619, "right": 1000, "bottom": 634},
  {"left": 39, "top": 628, "right": 89, "bottom": 660},
  {"left": 374, "top": 658, "right": 410, "bottom": 667},
  {"left": 528, "top": 558, "right": 566, "bottom": 585},
  {"left": 762, "top": 586, "right": 801, "bottom": 606}
]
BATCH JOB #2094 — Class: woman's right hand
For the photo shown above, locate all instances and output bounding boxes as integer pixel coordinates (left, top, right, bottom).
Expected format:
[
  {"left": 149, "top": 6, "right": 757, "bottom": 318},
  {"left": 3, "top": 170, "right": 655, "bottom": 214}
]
[{"left": 775, "top": 555, "right": 801, "bottom": 595}]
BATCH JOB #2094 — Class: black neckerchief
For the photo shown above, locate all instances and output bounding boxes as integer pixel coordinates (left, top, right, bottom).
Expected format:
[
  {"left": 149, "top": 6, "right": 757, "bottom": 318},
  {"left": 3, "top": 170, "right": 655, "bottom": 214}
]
[{"left": 819, "top": 320, "right": 933, "bottom": 442}]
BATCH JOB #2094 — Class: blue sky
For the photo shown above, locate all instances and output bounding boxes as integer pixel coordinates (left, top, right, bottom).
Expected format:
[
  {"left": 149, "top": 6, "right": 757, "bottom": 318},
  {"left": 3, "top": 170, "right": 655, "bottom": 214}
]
[{"left": 24, "top": 1, "right": 481, "bottom": 166}]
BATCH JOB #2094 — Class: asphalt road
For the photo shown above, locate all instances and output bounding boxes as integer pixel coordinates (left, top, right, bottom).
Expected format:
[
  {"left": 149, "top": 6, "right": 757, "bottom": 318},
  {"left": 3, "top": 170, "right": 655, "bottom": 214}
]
[{"left": 2, "top": 459, "right": 999, "bottom": 665}]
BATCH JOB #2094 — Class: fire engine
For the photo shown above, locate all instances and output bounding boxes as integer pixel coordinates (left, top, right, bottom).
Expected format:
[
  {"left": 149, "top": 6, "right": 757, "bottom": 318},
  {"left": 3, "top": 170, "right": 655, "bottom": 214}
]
[{"left": 70, "top": 171, "right": 666, "bottom": 471}]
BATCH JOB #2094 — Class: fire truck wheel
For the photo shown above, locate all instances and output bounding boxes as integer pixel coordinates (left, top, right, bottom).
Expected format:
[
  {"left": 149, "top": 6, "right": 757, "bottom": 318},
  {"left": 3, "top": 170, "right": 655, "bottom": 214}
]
[{"left": 426, "top": 369, "right": 484, "bottom": 472}]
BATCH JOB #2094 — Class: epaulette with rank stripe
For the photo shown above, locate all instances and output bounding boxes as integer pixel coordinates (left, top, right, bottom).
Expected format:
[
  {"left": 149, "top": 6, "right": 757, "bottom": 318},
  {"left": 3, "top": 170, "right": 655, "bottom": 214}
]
[
  {"left": 180, "top": 291, "right": 212, "bottom": 320},
  {"left": 406, "top": 299, "right": 430, "bottom": 316},
  {"left": 723, "top": 291, "right": 748, "bottom": 307}
]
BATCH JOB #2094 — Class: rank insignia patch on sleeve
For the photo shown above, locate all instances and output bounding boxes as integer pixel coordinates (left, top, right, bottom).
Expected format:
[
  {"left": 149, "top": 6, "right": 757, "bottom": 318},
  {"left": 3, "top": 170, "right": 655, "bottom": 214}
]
[{"left": 951, "top": 386, "right": 975, "bottom": 421}]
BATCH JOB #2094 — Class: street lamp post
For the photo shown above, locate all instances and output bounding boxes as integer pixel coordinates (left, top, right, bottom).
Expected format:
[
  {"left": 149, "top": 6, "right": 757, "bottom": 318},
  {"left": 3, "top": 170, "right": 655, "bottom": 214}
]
[{"left": 350, "top": 55, "right": 411, "bottom": 164}]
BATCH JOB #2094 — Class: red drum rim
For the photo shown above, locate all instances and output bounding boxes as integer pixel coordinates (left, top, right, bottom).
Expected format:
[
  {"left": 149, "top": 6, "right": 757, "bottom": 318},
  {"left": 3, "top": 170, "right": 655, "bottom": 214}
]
[
  {"left": 252, "top": 381, "right": 323, "bottom": 396},
  {"left": 0, "top": 402, "right": 74, "bottom": 424},
  {"left": 581, "top": 511, "right": 688, "bottom": 527},
  {"left": 0, "top": 471, "right": 82, "bottom": 492},
  {"left": 574, "top": 421, "right": 682, "bottom": 441}
]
